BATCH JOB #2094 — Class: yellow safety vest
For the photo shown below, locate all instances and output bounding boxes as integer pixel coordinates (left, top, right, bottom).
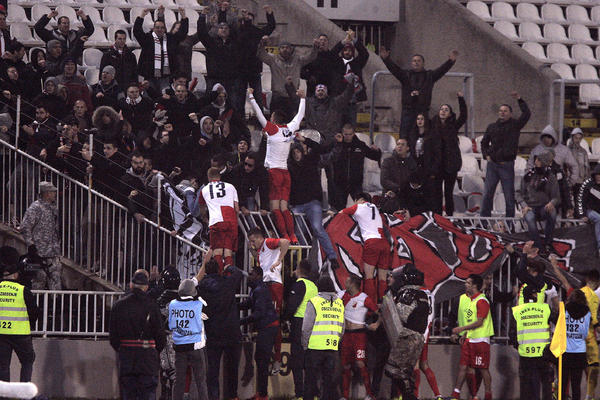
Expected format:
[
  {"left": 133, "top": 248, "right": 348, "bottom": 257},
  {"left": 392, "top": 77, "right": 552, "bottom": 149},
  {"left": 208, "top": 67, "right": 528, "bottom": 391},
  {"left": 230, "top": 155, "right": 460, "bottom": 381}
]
[
  {"left": 294, "top": 278, "right": 318, "bottom": 318},
  {"left": 307, "top": 295, "right": 344, "bottom": 350},
  {"left": 518, "top": 283, "right": 547, "bottom": 305},
  {"left": 512, "top": 302, "right": 550, "bottom": 358},
  {"left": 457, "top": 294, "right": 470, "bottom": 337},
  {"left": 0, "top": 280, "right": 31, "bottom": 335},
  {"left": 463, "top": 293, "right": 494, "bottom": 339}
]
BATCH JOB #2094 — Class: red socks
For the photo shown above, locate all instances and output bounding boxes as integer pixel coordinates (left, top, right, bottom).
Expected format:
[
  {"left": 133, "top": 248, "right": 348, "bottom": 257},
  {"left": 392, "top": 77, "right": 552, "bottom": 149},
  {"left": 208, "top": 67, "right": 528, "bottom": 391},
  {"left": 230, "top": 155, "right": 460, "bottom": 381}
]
[
  {"left": 466, "top": 372, "right": 477, "bottom": 397},
  {"left": 224, "top": 255, "right": 233, "bottom": 268},
  {"left": 214, "top": 254, "right": 225, "bottom": 273},
  {"left": 377, "top": 279, "right": 388, "bottom": 300},
  {"left": 364, "top": 279, "right": 377, "bottom": 302},
  {"left": 424, "top": 367, "right": 441, "bottom": 396},
  {"left": 272, "top": 209, "right": 289, "bottom": 239},
  {"left": 359, "top": 366, "right": 372, "bottom": 396},
  {"left": 342, "top": 368, "right": 351, "bottom": 398},
  {"left": 282, "top": 210, "right": 297, "bottom": 243},
  {"left": 484, "top": 391, "right": 492, "bottom": 400},
  {"left": 413, "top": 369, "right": 420, "bottom": 397}
]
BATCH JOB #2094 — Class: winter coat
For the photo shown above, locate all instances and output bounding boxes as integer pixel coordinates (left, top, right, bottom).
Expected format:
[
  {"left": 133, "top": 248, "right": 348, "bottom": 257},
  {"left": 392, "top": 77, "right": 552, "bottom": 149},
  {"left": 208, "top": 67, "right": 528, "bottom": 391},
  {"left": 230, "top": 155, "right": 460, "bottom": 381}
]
[
  {"left": 431, "top": 96, "right": 467, "bottom": 174},
  {"left": 92, "top": 105, "right": 122, "bottom": 144},
  {"left": 528, "top": 125, "right": 580, "bottom": 182},
  {"left": 288, "top": 139, "right": 332, "bottom": 205},
  {"left": 34, "top": 15, "right": 94, "bottom": 52},
  {"left": 160, "top": 95, "right": 200, "bottom": 143},
  {"left": 239, "top": 280, "right": 279, "bottom": 331},
  {"left": 197, "top": 267, "right": 243, "bottom": 345},
  {"left": 56, "top": 73, "right": 93, "bottom": 111},
  {"left": 133, "top": 17, "right": 189, "bottom": 80},
  {"left": 332, "top": 135, "right": 381, "bottom": 190},
  {"left": 408, "top": 125, "right": 441, "bottom": 178},
  {"left": 305, "top": 83, "right": 353, "bottom": 145},
  {"left": 301, "top": 49, "right": 344, "bottom": 96},
  {"left": 383, "top": 57, "right": 455, "bottom": 113},
  {"left": 100, "top": 46, "right": 138, "bottom": 90},
  {"left": 91, "top": 79, "right": 123, "bottom": 110},
  {"left": 516, "top": 166, "right": 560, "bottom": 209},
  {"left": 109, "top": 288, "right": 166, "bottom": 376},
  {"left": 568, "top": 141, "right": 590, "bottom": 185},
  {"left": 380, "top": 152, "right": 417, "bottom": 192},
  {"left": 197, "top": 15, "right": 240, "bottom": 80},
  {"left": 331, "top": 39, "right": 369, "bottom": 103},
  {"left": 258, "top": 44, "right": 318, "bottom": 98},
  {"left": 481, "top": 99, "right": 530, "bottom": 163},
  {"left": 118, "top": 96, "right": 155, "bottom": 136},
  {"left": 237, "top": 12, "right": 276, "bottom": 77},
  {"left": 224, "top": 162, "right": 269, "bottom": 209}
]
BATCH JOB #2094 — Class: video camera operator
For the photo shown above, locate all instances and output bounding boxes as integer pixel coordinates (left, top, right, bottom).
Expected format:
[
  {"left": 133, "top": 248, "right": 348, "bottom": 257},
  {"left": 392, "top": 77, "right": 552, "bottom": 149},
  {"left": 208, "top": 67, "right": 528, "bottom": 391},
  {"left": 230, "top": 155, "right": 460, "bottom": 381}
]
[{"left": 0, "top": 246, "right": 40, "bottom": 383}]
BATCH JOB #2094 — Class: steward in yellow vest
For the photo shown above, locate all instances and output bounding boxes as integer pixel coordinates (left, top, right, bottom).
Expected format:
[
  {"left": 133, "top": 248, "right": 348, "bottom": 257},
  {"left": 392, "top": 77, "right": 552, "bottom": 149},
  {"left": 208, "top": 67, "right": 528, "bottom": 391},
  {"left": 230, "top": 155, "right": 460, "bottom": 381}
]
[
  {"left": 0, "top": 246, "right": 40, "bottom": 383},
  {"left": 511, "top": 284, "right": 553, "bottom": 400},
  {"left": 301, "top": 276, "right": 344, "bottom": 400},
  {"left": 283, "top": 260, "right": 318, "bottom": 400}
]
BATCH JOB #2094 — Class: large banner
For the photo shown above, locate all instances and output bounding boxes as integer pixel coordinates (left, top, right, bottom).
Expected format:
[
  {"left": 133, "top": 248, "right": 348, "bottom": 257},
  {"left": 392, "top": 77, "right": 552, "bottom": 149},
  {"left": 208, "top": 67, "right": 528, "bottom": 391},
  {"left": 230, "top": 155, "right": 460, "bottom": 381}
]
[{"left": 324, "top": 212, "right": 507, "bottom": 303}]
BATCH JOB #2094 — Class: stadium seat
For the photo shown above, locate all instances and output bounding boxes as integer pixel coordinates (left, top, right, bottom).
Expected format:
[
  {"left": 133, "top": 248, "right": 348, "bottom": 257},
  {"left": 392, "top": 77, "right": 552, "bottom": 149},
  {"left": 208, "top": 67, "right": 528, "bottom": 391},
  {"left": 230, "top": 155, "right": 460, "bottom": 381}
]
[
  {"left": 462, "top": 175, "right": 485, "bottom": 194},
  {"left": 186, "top": 9, "right": 199, "bottom": 35},
  {"left": 80, "top": 6, "right": 104, "bottom": 27},
  {"left": 566, "top": 5, "right": 592, "bottom": 24},
  {"left": 541, "top": 4, "right": 566, "bottom": 24},
  {"left": 492, "top": 2, "right": 517, "bottom": 21},
  {"left": 575, "top": 63, "right": 599, "bottom": 79},
  {"left": 492, "top": 194, "right": 506, "bottom": 215},
  {"left": 82, "top": 48, "right": 103, "bottom": 67},
  {"left": 467, "top": 1, "right": 493, "bottom": 21},
  {"left": 155, "top": 8, "right": 177, "bottom": 27},
  {"left": 592, "top": 138, "right": 600, "bottom": 155},
  {"left": 572, "top": 44, "right": 598, "bottom": 64},
  {"left": 544, "top": 23, "right": 573, "bottom": 44},
  {"left": 459, "top": 154, "right": 480, "bottom": 176},
  {"left": 459, "top": 135, "right": 473, "bottom": 153},
  {"left": 10, "top": 23, "right": 36, "bottom": 45},
  {"left": 374, "top": 133, "right": 396, "bottom": 153},
  {"left": 107, "top": 25, "right": 136, "bottom": 46},
  {"left": 522, "top": 42, "right": 547, "bottom": 60},
  {"left": 592, "top": 6, "right": 600, "bottom": 24},
  {"left": 31, "top": 4, "right": 54, "bottom": 24},
  {"left": 55, "top": 5, "right": 80, "bottom": 27},
  {"left": 191, "top": 51, "right": 207, "bottom": 74},
  {"left": 130, "top": 7, "right": 154, "bottom": 31},
  {"left": 474, "top": 135, "right": 483, "bottom": 153},
  {"left": 104, "top": 0, "right": 130, "bottom": 6},
  {"left": 566, "top": 137, "right": 591, "bottom": 154},
  {"left": 467, "top": 193, "right": 483, "bottom": 214},
  {"left": 551, "top": 63, "right": 575, "bottom": 79},
  {"left": 84, "top": 26, "right": 111, "bottom": 46},
  {"left": 494, "top": 21, "right": 519, "bottom": 41},
  {"left": 132, "top": 48, "right": 141, "bottom": 62},
  {"left": 176, "top": 0, "right": 203, "bottom": 8},
  {"left": 519, "top": 22, "right": 545, "bottom": 42},
  {"left": 580, "top": 84, "right": 600, "bottom": 106},
  {"left": 515, "top": 155, "right": 528, "bottom": 175},
  {"left": 569, "top": 24, "right": 597, "bottom": 45},
  {"left": 152, "top": 0, "right": 176, "bottom": 7},
  {"left": 129, "top": 0, "right": 153, "bottom": 6},
  {"left": 547, "top": 43, "right": 573, "bottom": 64},
  {"left": 7, "top": 5, "right": 29, "bottom": 24},
  {"left": 363, "top": 159, "right": 382, "bottom": 193},
  {"left": 104, "top": 7, "right": 129, "bottom": 26},
  {"left": 516, "top": 3, "right": 542, "bottom": 23},
  {"left": 84, "top": 68, "right": 99, "bottom": 86},
  {"left": 262, "top": 66, "right": 272, "bottom": 92}
]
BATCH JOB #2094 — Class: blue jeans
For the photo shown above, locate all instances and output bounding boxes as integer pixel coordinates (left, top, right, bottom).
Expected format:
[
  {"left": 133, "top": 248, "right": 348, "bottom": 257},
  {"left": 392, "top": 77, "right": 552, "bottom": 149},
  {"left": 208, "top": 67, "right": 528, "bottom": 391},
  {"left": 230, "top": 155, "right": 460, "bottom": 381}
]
[
  {"left": 523, "top": 206, "right": 557, "bottom": 249},
  {"left": 587, "top": 210, "right": 600, "bottom": 249},
  {"left": 481, "top": 160, "right": 516, "bottom": 217},
  {"left": 292, "top": 200, "right": 337, "bottom": 260}
]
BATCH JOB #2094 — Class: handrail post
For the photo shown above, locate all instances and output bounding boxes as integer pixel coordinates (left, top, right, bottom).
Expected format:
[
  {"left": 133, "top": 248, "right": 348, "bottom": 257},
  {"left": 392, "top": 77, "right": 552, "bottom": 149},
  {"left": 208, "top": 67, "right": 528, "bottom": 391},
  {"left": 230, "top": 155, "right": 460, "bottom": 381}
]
[
  {"left": 369, "top": 72, "right": 380, "bottom": 144},
  {"left": 468, "top": 74, "right": 475, "bottom": 139},
  {"left": 559, "top": 80, "right": 566, "bottom": 143},
  {"left": 157, "top": 174, "right": 163, "bottom": 227},
  {"left": 15, "top": 95, "right": 20, "bottom": 150},
  {"left": 42, "top": 292, "right": 48, "bottom": 338},
  {"left": 87, "top": 134, "right": 93, "bottom": 271}
]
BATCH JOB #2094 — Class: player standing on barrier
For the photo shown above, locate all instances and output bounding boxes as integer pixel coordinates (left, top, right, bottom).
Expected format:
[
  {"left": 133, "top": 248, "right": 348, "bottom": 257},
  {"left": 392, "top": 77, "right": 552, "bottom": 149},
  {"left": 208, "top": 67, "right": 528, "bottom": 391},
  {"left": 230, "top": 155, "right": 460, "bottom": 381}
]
[
  {"left": 0, "top": 246, "right": 40, "bottom": 385},
  {"left": 381, "top": 264, "right": 429, "bottom": 400}
]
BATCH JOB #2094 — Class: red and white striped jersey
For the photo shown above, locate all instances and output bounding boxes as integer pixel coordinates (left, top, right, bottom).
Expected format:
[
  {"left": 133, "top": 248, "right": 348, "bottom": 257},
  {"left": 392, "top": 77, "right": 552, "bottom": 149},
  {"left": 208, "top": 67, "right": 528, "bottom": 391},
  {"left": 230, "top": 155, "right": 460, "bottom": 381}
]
[
  {"left": 341, "top": 291, "right": 378, "bottom": 325},
  {"left": 264, "top": 121, "right": 297, "bottom": 170},
  {"left": 342, "top": 202, "right": 384, "bottom": 241},
  {"left": 199, "top": 180, "right": 238, "bottom": 227},
  {"left": 257, "top": 238, "right": 282, "bottom": 283}
]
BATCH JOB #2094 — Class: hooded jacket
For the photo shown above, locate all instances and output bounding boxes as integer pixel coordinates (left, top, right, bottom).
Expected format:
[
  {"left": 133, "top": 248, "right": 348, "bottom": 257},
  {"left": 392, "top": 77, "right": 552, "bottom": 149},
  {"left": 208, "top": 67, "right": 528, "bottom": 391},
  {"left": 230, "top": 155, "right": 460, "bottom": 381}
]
[
  {"left": 238, "top": 12, "right": 276, "bottom": 77},
  {"left": 576, "top": 165, "right": 600, "bottom": 217},
  {"left": 568, "top": 134, "right": 590, "bottom": 185},
  {"left": 92, "top": 105, "right": 122, "bottom": 143},
  {"left": 305, "top": 83, "right": 354, "bottom": 145},
  {"left": 481, "top": 99, "right": 531, "bottom": 163},
  {"left": 91, "top": 78, "right": 123, "bottom": 110},
  {"left": 528, "top": 125, "right": 580, "bottom": 180},
  {"left": 516, "top": 165, "right": 560, "bottom": 209},
  {"left": 331, "top": 39, "right": 369, "bottom": 103}
]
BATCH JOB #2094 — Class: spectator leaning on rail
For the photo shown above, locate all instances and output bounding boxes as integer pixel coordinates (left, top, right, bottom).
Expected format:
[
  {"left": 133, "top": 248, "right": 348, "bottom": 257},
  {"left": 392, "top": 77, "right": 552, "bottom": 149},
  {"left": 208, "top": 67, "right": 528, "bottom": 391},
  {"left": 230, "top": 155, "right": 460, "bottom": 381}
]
[
  {"left": 19, "top": 181, "right": 62, "bottom": 290},
  {"left": 0, "top": 246, "right": 40, "bottom": 384},
  {"left": 578, "top": 165, "right": 600, "bottom": 258},
  {"left": 480, "top": 91, "right": 531, "bottom": 219},
  {"left": 379, "top": 47, "right": 458, "bottom": 137},
  {"left": 34, "top": 8, "right": 94, "bottom": 53},
  {"left": 109, "top": 269, "right": 167, "bottom": 400}
]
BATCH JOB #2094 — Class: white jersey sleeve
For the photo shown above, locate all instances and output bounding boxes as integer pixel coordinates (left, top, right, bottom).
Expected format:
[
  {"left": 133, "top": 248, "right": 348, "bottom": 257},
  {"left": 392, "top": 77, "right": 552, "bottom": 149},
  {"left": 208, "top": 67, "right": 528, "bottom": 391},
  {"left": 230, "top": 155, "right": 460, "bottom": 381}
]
[
  {"left": 352, "top": 203, "right": 384, "bottom": 241},
  {"left": 200, "top": 181, "right": 238, "bottom": 226}
]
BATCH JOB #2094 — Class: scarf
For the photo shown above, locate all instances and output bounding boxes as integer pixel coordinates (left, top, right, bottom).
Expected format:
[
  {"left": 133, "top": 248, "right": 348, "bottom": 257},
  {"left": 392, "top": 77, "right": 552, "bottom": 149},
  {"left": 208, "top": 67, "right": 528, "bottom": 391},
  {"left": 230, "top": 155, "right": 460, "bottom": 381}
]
[
  {"left": 126, "top": 95, "right": 142, "bottom": 105},
  {"left": 152, "top": 32, "right": 169, "bottom": 76},
  {"left": 343, "top": 57, "right": 354, "bottom": 73}
]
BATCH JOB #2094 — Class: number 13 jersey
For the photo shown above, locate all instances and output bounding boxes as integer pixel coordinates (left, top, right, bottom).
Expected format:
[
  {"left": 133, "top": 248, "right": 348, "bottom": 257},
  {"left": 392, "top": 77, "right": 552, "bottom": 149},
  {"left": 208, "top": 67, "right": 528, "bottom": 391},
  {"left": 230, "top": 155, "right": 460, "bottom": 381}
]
[{"left": 200, "top": 180, "right": 239, "bottom": 227}]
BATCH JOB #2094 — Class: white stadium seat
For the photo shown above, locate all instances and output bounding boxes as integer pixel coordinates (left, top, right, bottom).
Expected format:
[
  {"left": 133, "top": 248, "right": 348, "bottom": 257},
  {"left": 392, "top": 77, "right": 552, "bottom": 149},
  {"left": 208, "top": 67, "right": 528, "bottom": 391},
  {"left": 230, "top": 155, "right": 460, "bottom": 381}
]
[
  {"left": 459, "top": 135, "right": 473, "bottom": 153},
  {"left": 522, "top": 42, "right": 547, "bottom": 60},
  {"left": 580, "top": 84, "right": 600, "bottom": 105},
  {"left": 84, "top": 68, "right": 99, "bottom": 86},
  {"left": 459, "top": 154, "right": 480, "bottom": 176},
  {"left": 519, "top": 22, "right": 545, "bottom": 42},
  {"left": 569, "top": 24, "right": 597, "bottom": 44},
  {"left": 104, "top": 0, "right": 129, "bottom": 6},
  {"left": 541, "top": 4, "right": 566, "bottom": 24},
  {"left": 55, "top": 5, "right": 80, "bottom": 27},
  {"left": 551, "top": 63, "right": 575, "bottom": 79},
  {"left": 592, "top": 6, "right": 600, "bottom": 24},
  {"left": 572, "top": 44, "right": 598, "bottom": 64},
  {"left": 374, "top": 133, "right": 396, "bottom": 153},
  {"left": 104, "top": 7, "right": 129, "bottom": 26},
  {"left": 516, "top": 3, "right": 542, "bottom": 23},
  {"left": 467, "top": 1, "right": 493, "bottom": 21},
  {"left": 566, "top": 5, "right": 592, "bottom": 24},
  {"left": 84, "top": 26, "right": 111, "bottom": 46},
  {"left": 544, "top": 23, "right": 573, "bottom": 44},
  {"left": 515, "top": 156, "right": 527, "bottom": 175},
  {"left": 494, "top": 21, "right": 519, "bottom": 41},
  {"left": 132, "top": 48, "right": 141, "bottom": 62},
  {"left": 152, "top": 0, "right": 176, "bottom": 7},
  {"left": 191, "top": 51, "right": 206, "bottom": 74},
  {"left": 462, "top": 175, "right": 485, "bottom": 194},
  {"left": 130, "top": 7, "right": 154, "bottom": 31},
  {"left": 491, "top": 2, "right": 517, "bottom": 21},
  {"left": 82, "top": 48, "right": 103, "bottom": 68},
  {"left": 80, "top": 6, "right": 104, "bottom": 27},
  {"left": 10, "top": 23, "right": 35, "bottom": 44},
  {"left": 31, "top": 4, "right": 53, "bottom": 24},
  {"left": 547, "top": 43, "right": 572, "bottom": 64},
  {"left": 129, "top": 0, "right": 153, "bottom": 6},
  {"left": 575, "top": 63, "right": 599, "bottom": 79},
  {"left": 155, "top": 8, "right": 177, "bottom": 27},
  {"left": 592, "top": 138, "right": 600, "bottom": 155},
  {"left": 185, "top": 9, "right": 199, "bottom": 34},
  {"left": 7, "top": 5, "right": 29, "bottom": 24}
]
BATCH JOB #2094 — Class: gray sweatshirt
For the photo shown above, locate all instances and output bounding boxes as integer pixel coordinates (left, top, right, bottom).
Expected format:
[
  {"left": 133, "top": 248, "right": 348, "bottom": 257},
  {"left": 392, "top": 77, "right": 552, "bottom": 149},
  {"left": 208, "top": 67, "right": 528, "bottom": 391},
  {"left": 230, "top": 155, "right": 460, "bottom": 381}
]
[
  {"left": 528, "top": 125, "right": 580, "bottom": 182},
  {"left": 301, "top": 291, "right": 345, "bottom": 349}
]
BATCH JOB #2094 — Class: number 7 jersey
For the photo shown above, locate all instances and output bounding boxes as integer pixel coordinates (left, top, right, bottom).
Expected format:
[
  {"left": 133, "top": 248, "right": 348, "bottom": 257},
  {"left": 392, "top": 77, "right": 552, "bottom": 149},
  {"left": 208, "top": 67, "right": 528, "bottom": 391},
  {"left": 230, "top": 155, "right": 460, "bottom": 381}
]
[
  {"left": 342, "top": 202, "right": 384, "bottom": 240},
  {"left": 199, "top": 181, "right": 239, "bottom": 227}
]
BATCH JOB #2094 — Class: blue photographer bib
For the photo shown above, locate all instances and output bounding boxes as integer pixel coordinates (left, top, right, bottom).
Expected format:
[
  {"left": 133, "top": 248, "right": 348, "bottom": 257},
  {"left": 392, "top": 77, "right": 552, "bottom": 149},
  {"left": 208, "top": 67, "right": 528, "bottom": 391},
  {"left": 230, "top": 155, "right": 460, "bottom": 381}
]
[
  {"left": 168, "top": 297, "right": 206, "bottom": 346},
  {"left": 565, "top": 310, "right": 590, "bottom": 353}
]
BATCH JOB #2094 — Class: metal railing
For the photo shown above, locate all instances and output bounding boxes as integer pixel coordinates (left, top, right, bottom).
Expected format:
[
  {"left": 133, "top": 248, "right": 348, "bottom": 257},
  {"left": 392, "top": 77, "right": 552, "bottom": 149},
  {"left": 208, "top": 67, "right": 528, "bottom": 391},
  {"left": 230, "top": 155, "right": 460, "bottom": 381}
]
[
  {"left": 369, "top": 70, "right": 476, "bottom": 142},
  {"left": 1, "top": 137, "right": 206, "bottom": 289}
]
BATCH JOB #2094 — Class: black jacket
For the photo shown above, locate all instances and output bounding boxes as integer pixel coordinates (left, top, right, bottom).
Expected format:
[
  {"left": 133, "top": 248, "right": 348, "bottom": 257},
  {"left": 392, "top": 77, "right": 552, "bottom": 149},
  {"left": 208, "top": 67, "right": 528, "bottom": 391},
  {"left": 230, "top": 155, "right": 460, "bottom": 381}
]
[
  {"left": 133, "top": 17, "right": 189, "bottom": 80},
  {"left": 90, "top": 151, "right": 129, "bottom": 200},
  {"left": 197, "top": 266, "right": 243, "bottom": 345},
  {"left": 301, "top": 49, "right": 343, "bottom": 96},
  {"left": 118, "top": 96, "right": 155, "bottom": 136},
  {"left": 577, "top": 165, "right": 600, "bottom": 217},
  {"left": 380, "top": 181, "right": 432, "bottom": 216},
  {"left": 108, "top": 288, "right": 166, "bottom": 376},
  {"left": 237, "top": 12, "right": 276, "bottom": 77},
  {"left": 481, "top": 99, "right": 531, "bottom": 163},
  {"left": 380, "top": 153, "right": 417, "bottom": 192},
  {"left": 331, "top": 39, "right": 369, "bottom": 102},
  {"left": 283, "top": 278, "right": 314, "bottom": 320},
  {"left": 197, "top": 15, "right": 240, "bottom": 80},
  {"left": 34, "top": 15, "right": 94, "bottom": 52},
  {"left": 239, "top": 281, "right": 278, "bottom": 331},
  {"left": 408, "top": 126, "right": 442, "bottom": 178},
  {"left": 91, "top": 80, "right": 123, "bottom": 111},
  {"left": 120, "top": 169, "right": 153, "bottom": 217},
  {"left": 431, "top": 96, "right": 467, "bottom": 174},
  {"left": 160, "top": 95, "right": 200, "bottom": 143},
  {"left": 100, "top": 46, "right": 138, "bottom": 90},
  {"left": 332, "top": 136, "right": 381, "bottom": 190},
  {"left": 383, "top": 57, "right": 455, "bottom": 113},
  {"left": 288, "top": 139, "right": 331, "bottom": 205},
  {"left": 224, "top": 162, "right": 269, "bottom": 209}
]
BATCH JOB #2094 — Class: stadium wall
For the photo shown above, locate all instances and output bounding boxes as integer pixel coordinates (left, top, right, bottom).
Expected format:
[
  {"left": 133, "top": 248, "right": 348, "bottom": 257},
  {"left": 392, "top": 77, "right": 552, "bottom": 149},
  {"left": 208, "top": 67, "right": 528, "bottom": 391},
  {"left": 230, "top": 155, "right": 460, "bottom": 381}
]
[
  {"left": 389, "top": 0, "right": 560, "bottom": 140},
  {"left": 12, "top": 340, "right": 542, "bottom": 399}
]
